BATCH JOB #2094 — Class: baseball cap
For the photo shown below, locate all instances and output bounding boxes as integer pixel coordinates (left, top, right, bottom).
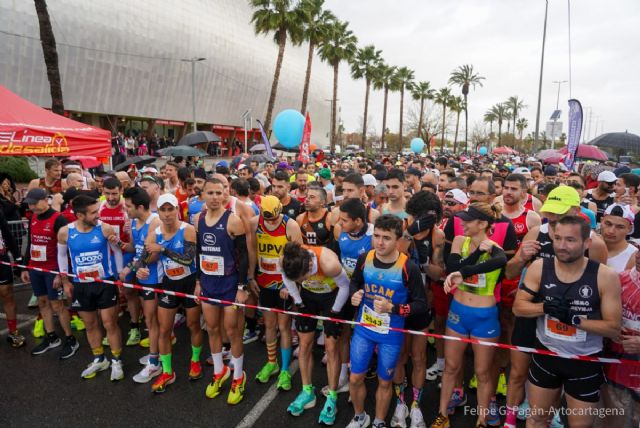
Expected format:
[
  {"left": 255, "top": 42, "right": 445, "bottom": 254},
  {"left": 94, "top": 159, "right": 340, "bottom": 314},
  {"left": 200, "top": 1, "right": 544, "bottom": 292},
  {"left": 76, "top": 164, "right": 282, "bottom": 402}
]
[
  {"left": 363, "top": 174, "right": 378, "bottom": 187},
  {"left": 614, "top": 166, "right": 631, "bottom": 176},
  {"left": 513, "top": 167, "right": 530, "bottom": 175},
  {"left": 140, "top": 166, "right": 158, "bottom": 174},
  {"left": 216, "top": 160, "right": 228, "bottom": 168},
  {"left": 604, "top": 203, "right": 635, "bottom": 235},
  {"left": 445, "top": 189, "right": 469, "bottom": 205},
  {"left": 540, "top": 185, "right": 581, "bottom": 214},
  {"left": 238, "top": 164, "right": 248, "bottom": 170},
  {"left": 23, "top": 188, "right": 48, "bottom": 204},
  {"left": 318, "top": 168, "right": 331, "bottom": 180},
  {"left": 260, "top": 195, "right": 282, "bottom": 219},
  {"left": 193, "top": 168, "right": 207, "bottom": 179},
  {"left": 157, "top": 193, "right": 179, "bottom": 208},
  {"left": 543, "top": 165, "right": 558, "bottom": 176},
  {"left": 597, "top": 170, "right": 617, "bottom": 183},
  {"left": 457, "top": 205, "right": 496, "bottom": 223}
]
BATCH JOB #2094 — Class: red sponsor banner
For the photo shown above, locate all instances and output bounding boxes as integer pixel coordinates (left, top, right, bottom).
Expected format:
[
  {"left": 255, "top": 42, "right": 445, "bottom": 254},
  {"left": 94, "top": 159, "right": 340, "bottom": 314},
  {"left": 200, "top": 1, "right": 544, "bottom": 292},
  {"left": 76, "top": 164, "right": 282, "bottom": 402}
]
[
  {"left": 156, "top": 120, "right": 185, "bottom": 126},
  {"left": 299, "top": 112, "right": 311, "bottom": 164}
]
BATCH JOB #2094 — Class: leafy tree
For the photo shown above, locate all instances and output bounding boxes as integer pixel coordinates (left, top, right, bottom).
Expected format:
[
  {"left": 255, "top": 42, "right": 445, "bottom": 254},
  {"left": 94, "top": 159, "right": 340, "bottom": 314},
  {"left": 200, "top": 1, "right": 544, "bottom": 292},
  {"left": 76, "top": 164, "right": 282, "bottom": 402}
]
[
  {"left": 350, "top": 45, "right": 383, "bottom": 150},
  {"left": 449, "top": 64, "right": 485, "bottom": 153}
]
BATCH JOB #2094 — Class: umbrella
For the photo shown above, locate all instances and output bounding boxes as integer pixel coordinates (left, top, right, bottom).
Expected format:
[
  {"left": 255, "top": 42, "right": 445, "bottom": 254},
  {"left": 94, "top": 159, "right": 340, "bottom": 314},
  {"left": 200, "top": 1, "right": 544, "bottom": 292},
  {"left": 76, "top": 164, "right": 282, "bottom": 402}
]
[
  {"left": 69, "top": 155, "right": 102, "bottom": 169},
  {"left": 249, "top": 143, "right": 266, "bottom": 153},
  {"left": 535, "top": 149, "right": 562, "bottom": 161},
  {"left": 590, "top": 131, "right": 640, "bottom": 152},
  {"left": 246, "top": 154, "right": 270, "bottom": 164},
  {"left": 272, "top": 143, "right": 299, "bottom": 153},
  {"left": 113, "top": 155, "right": 157, "bottom": 171},
  {"left": 158, "top": 146, "right": 208, "bottom": 157},
  {"left": 492, "top": 146, "right": 514, "bottom": 155},
  {"left": 558, "top": 144, "right": 608, "bottom": 161},
  {"left": 178, "top": 131, "right": 221, "bottom": 146}
]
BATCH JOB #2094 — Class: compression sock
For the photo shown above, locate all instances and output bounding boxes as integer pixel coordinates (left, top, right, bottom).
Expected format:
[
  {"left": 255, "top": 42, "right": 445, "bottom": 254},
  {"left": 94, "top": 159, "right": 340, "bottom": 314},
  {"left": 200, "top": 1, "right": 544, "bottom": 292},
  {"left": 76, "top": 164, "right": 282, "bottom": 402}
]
[
  {"left": 412, "top": 386, "right": 423, "bottom": 407},
  {"left": 328, "top": 390, "right": 337, "bottom": 400},
  {"left": 267, "top": 339, "right": 277, "bottom": 364},
  {"left": 191, "top": 345, "right": 202, "bottom": 362},
  {"left": 211, "top": 352, "right": 224, "bottom": 375},
  {"left": 160, "top": 353, "right": 173, "bottom": 374},
  {"left": 303, "top": 384, "right": 314, "bottom": 394},
  {"left": 505, "top": 406, "right": 517, "bottom": 426},
  {"left": 92, "top": 346, "right": 105, "bottom": 362},
  {"left": 111, "top": 349, "right": 121, "bottom": 361},
  {"left": 7, "top": 318, "right": 16, "bottom": 333},
  {"left": 394, "top": 382, "right": 406, "bottom": 405},
  {"left": 149, "top": 353, "right": 159, "bottom": 366},
  {"left": 232, "top": 354, "right": 244, "bottom": 380},
  {"left": 280, "top": 347, "right": 292, "bottom": 371}
]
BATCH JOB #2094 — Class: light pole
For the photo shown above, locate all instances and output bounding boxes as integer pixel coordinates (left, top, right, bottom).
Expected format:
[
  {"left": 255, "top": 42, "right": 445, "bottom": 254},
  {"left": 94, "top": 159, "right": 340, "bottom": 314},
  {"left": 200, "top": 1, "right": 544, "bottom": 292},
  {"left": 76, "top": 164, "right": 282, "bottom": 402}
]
[
  {"left": 242, "top": 110, "right": 252, "bottom": 154},
  {"left": 534, "top": 0, "right": 549, "bottom": 151},
  {"left": 181, "top": 57, "right": 206, "bottom": 132},
  {"left": 551, "top": 80, "right": 567, "bottom": 149}
]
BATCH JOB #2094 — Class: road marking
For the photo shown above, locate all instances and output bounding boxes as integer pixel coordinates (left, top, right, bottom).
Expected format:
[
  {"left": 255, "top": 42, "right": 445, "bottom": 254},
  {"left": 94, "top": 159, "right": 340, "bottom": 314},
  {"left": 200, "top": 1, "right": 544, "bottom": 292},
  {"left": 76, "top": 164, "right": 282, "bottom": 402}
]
[
  {"left": 0, "top": 313, "right": 35, "bottom": 321},
  {"left": 0, "top": 317, "right": 36, "bottom": 336},
  {"left": 235, "top": 359, "right": 300, "bottom": 428}
]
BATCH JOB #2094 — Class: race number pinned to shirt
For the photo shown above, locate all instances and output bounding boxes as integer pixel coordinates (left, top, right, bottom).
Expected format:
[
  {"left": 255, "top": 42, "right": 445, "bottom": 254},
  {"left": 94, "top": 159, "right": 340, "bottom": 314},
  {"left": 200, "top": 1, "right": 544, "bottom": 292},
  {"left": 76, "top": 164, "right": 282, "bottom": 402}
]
[
  {"left": 77, "top": 264, "right": 105, "bottom": 282},
  {"left": 360, "top": 304, "right": 390, "bottom": 335},
  {"left": 463, "top": 273, "right": 486, "bottom": 288},
  {"left": 164, "top": 259, "right": 190, "bottom": 280},
  {"left": 200, "top": 255, "right": 224, "bottom": 276},
  {"left": 30, "top": 245, "right": 47, "bottom": 262},
  {"left": 544, "top": 315, "right": 586, "bottom": 342},
  {"left": 259, "top": 256, "right": 280, "bottom": 274}
]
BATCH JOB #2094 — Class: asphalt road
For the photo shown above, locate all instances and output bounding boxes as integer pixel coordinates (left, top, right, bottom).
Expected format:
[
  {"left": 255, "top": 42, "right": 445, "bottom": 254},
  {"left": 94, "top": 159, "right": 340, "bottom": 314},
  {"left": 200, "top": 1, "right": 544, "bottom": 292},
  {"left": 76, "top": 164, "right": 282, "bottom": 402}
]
[{"left": 0, "top": 282, "right": 526, "bottom": 428}]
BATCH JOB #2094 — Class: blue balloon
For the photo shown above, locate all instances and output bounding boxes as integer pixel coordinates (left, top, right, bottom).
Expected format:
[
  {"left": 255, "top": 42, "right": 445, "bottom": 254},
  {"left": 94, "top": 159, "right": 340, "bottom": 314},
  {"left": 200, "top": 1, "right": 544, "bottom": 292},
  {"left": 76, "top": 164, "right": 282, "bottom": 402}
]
[
  {"left": 410, "top": 137, "right": 425, "bottom": 153},
  {"left": 478, "top": 146, "right": 488, "bottom": 155},
  {"left": 273, "top": 109, "right": 305, "bottom": 148}
]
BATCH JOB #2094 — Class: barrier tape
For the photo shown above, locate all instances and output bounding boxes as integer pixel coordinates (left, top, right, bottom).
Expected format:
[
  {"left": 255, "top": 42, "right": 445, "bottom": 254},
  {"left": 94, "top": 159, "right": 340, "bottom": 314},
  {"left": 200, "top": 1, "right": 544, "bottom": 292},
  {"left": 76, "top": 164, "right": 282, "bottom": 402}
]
[{"left": 5, "top": 260, "right": 640, "bottom": 366}]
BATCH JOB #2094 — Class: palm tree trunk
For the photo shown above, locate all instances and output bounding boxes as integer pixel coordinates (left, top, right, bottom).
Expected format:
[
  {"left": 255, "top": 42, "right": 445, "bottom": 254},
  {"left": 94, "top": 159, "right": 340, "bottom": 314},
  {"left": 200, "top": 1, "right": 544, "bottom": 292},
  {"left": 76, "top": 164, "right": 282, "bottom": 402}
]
[
  {"left": 513, "top": 115, "right": 517, "bottom": 140},
  {"left": 418, "top": 97, "right": 425, "bottom": 139},
  {"left": 361, "top": 79, "right": 370, "bottom": 151},
  {"left": 399, "top": 86, "right": 405, "bottom": 150},
  {"left": 300, "top": 39, "right": 315, "bottom": 115},
  {"left": 34, "top": 0, "right": 64, "bottom": 115},
  {"left": 440, "top": 103, "right": 447, "bottom": 152},
  {"left": 498, "top": 121, "right": 503, "bottom": 146},
  {"left": 453, "top": 111, "right": 460, "bottom": 153},
  {"left": 463, "top": 94, "right": 468, "bottom": 153},
  {"left": 263, "top": 29, "right": 287, "bottom": 134},
  {"left": 381, "top": 86, "right": 389, "bottom": 152},
  {"left": 330, "top": 63, "right": 339, "bottom": 153}
]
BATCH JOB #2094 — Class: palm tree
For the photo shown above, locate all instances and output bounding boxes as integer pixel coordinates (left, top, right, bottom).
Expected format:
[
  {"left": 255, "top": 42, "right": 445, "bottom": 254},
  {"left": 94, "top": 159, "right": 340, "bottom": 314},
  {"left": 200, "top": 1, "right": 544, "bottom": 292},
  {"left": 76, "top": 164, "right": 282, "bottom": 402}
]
[
  {"left": 484, "top": 111, "right": 497, "bottom": 136},
  {"left": 393, "top": 67, "right": 414, "bottom": 150},
  {"left": 505, "top": 95, "right": 527, "bottom": 139},
  {"left": 434, "top": 87, "right": 452, "bottom": 152},
  {"left": 448, "top": 64, "right": 485, "bottom": 153},
  {"left": 34, "top": 0, "right": 64, "bottom": 114},
  {"left": 490, "top": 103, "right": 509, "bottom": 146},
  {"left": 299, "top": 0, "right": 335, "bottom": 115},
  {"left": 516, "top": 117, "right": 529, "bottom": 141},
  {"left": 372, "top": 63, "right": 397, "bottom": 152},
  {"left": 250, "top": 0, "right": 304, "bottom": 133},
  {"left": 449, "top": 96, "right": 465, "bottom": 153},
  {"left": 350, "top": 45, "right": 383, "bottom": 150},
  {"left": 411, "top": 81, "right": 434, "bottom": 140},
  {"left": 318, "top": 20, "right": 357, "bottom": 152}
]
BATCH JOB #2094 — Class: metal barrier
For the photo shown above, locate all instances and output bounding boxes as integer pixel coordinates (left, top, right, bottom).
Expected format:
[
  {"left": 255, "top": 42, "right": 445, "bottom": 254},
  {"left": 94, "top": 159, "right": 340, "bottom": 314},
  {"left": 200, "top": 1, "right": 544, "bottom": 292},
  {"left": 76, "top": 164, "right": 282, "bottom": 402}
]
[{"left": 7, "top": 220, "right": 28, "bottom": 286}]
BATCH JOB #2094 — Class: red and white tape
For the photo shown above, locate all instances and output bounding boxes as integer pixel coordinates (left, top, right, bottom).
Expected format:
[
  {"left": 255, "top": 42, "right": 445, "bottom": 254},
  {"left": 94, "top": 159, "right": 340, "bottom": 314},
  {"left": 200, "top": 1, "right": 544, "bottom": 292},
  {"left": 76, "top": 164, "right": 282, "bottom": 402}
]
[{"left": 6, "top": 260, "right": 639, "bottom": 366}]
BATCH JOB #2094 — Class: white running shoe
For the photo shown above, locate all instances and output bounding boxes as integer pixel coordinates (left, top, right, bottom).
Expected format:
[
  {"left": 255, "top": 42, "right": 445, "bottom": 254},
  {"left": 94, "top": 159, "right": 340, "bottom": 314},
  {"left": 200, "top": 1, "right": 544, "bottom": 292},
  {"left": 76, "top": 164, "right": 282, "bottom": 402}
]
[
  {"left": 425, "top": 362, "right": 443, "bottom": 381},
  {"left": 81, "top": 358, "right": 111, "bottom": 379},
  {"left": 139, "top": 354, "right": 150, "bottom": 366},
  {"left": 346, "top": 413, "right": 370, "bottom": 428},
  {"left": 321, "top": 380, "right": 350, "bottom": 397},
  {"left": 390, "top": 402, "right": 409, "bottom": 428},
  {"left": 133, "top": 363, "right": 162, "bottom": 383},
  {"left": 110, "top": 359, "right": 124, "bottom": 381},
  {"left": 409, "top": 405, "right": 426, "bottom": 428}
]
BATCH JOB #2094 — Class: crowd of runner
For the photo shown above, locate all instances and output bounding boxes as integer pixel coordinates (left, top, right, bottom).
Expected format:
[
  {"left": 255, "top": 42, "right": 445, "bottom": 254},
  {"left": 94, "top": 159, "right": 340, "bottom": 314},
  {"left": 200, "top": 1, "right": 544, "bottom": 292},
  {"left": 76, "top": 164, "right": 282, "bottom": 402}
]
[{"left": 0, "top": 152, "right": 639, "bottom": 428}]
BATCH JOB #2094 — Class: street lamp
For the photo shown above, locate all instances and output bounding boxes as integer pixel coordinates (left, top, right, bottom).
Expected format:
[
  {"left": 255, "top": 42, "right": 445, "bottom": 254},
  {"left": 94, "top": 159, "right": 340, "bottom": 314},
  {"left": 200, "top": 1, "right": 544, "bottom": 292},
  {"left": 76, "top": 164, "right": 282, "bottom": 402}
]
[
  {"left": 534, "top": 0, "right": 549, "bottom": 151},
  {"left": 181, "top": 57, "right": 206, "bottom": 132},
  {"left": 550, "top": 80, "right": 567, "bottom": 149}
]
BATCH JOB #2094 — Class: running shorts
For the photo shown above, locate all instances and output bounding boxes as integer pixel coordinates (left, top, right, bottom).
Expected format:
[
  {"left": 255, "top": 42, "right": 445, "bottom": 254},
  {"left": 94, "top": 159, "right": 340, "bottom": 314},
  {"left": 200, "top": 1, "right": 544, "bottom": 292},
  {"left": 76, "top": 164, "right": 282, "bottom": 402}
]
[
  {"left": 71, "top": 279, "right": 118, "bottom": 312},
  {"left": 29, "top": 270, "right": 64, "bottom": 300},
  {"left": 259, "top": 287, "right": 292, "bottom": 311},
  {"left": 200, "top": 274, "right": 237, "bottom": 307},
  {"left": 350, "top": 331, "right": 403, "bottom": 381},
  {"left": 0, "top": 254, "right": 13, "bottom": 285},
  {"left": 137, "top": 282, "right": 157, "bottom": 301},
  {"left": 446, "top": 298, "right": 500, "bottom": 339},
  {"left": 158, "top": 273, "right": 197, "bottom": 310},
  {"left": 295, "top": 288, "right": 343, "bottom": 338}
]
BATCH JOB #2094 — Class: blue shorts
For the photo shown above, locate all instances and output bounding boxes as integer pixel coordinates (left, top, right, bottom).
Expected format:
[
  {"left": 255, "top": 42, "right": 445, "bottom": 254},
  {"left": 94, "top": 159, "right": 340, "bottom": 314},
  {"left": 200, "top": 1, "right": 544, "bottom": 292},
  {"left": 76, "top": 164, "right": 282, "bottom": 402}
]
[
  {"left": 350, "top": 331, "right": 403, "bottom": 381},
  {"left": 200, "top": 274, "right": 237, "bottom": 307},
  {"left": 446, "top": 299, "right": 500, "bottom": 339},
  {"left": 29, "top": 270, "right": 64, "bottom": 301}
]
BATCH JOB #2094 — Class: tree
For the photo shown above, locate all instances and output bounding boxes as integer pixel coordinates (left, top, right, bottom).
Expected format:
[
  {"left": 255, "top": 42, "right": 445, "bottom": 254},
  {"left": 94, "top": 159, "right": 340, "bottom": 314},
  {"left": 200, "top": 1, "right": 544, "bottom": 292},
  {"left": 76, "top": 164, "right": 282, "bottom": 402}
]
[
  {"left": 449, "top": 96, "right": 465, "bottom": 153},
  {"left": 516, "top": 117, "right": 529, "bottom": 141},
  {"left": 299, "top": 0, "right": 335, "bottom": 115},
  {"left": 411, "top": 81, "right": 434, "bottom": 140},
  {"left": 434, "top": 87, "right": 452, "bottom": 151},
  {"left": 34, "top": 0, "right": 64, "bottom": 114},
  {"left": 490, "top": 103, "right": 510, "bottom": 146},
  {"left": 448, "top": 64, "right": 485, "bottom": 153},
  {"left": 372, "top": 63, "right": 396, "bottom": 152},
  {"left": 350, "top": 45, "right": 382, "bottom": 150},
  {"left": 393, "top": 67, "right": 414, "bottom": 150},
  {"left": 250, "top": 0, "right": 304, "bottom": 133},
  {"left": 318, "top": 19, "right": 357, "bottom": 153},
  {"left": 484, "top": 111, "right": 497, "bottom": 136},
  {"left": 505, "top": 95, "right": 527, "bottom": 139}
]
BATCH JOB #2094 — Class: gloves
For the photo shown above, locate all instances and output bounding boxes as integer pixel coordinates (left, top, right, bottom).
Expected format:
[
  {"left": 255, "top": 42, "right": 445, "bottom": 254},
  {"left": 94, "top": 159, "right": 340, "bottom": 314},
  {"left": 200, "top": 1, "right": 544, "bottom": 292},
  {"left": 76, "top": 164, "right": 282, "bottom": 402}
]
[
  {"left": 414, "top": 239, "right": 432, "bottom": 266},
  {"left": 407, "top": 213, "right": 437, "bottom": 237},
  {"left": 543, "top": 297, "right": 573, "bottom": 325}
]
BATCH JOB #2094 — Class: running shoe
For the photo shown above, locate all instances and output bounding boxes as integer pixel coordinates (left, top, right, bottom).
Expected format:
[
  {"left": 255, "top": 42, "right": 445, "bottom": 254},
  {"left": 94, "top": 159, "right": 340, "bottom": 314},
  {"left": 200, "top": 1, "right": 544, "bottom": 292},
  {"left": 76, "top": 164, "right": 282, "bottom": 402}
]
[
  {"left": 139, "top": 337, "right": 150, "bottom": 348},
  {"left": 373, "top": 421, "right": 387, "bottom": 428},
  {"left": 28, "top": 294, "right": 38, "bottom": 308},
  {"left": 391, "top": 402, "right": 409, "bottom": 428},
  {"left": 32, "top": 318, "right": 44, "bottom": 338},
  {"left": 173, "top": 313, "right": 186, "bottom": 328},
  {"left": 293, "top": 346, "right": 300, "bottom": 359},
  {"left": 151, "top": 372, "right": 176, "bottom": 393},
  {"left": 487, "top": 397, "right": 500, "bottom": 426},
  {"left": 321, "top": 380, "right": 349, "bottom": 397},
  {"left": 425, "top": 362, "right": 443, "bottom": 381},
  {"left": 31, "top": 336, "right": 61, "bottom": 355},
  {"left": 227, "top": 371, "right": 246, "bottom": 405},
  {"left": 6, "top": 331, "right": 26, "bottom": 348},
  {"left": 468, "top": 373, "right": 478, "bottom": 390},
  {"left": 321, "top": 351, "right": 328, "bottom": 365},
  {"left": 111, "top": 359, "right": 124, "bottom": 381},
  {"left": 503, "top": 421, "right": 517, "bottom": 428},
  {"left": 102, "top": 336, "right": 110, "bottom": 347},
  {"left": 549, "top": 413, "right": 564, "bottom": 428},
  {"left": 409, "top": 405, "right": 426, "bottom": 428},
  {"left": 126, "top": 328, "right": 141, "bottom": 346},
  {"left": 70, "top": 314, "right": 85, "bottom": 331},
  {"left": 318, "top": 395, "right": 338, "bottom": 425},
  {"left": 346, "top": 413, "right": 371, "bottom": 428},
  {"left": 287, "top": 387, "right": 317, "bottom": 416},
  {"left": 59, "top": 336, "right": 79, "bottom": 360},
  {"left": 495, "top": 372, "right": 507, "bottom": 397},
  {"left": 139, "top": 354, "right": 150, "bottom": 365},
  {"left": 291, "top": 329, "right": 299, "bottom": 347},
  {"left": 517, "top": 400, "right": 529, "bottom": 421},
  {"left": 242, "top": 330, "right": 259, "bottom": 344},
  {"left": 222, "top": 347, "right": 231, "bottom": 361},
  {"left": 446, "top": 389, "right": 467, "bottom": 415},
  {"left": 189, "top": 360, "right": 203, "bottom": 380},
  {"left": 133, "top": 363, "right": 162, "bottom": 383},
  {"left": 81, "top": 357, "right": 110, "bottom": 379},
  {"left": 255, "top": 361, "right": 279, "bottom": 383},
  {"left": 430, "top": 413, "right": 450, "bottom": 428},
  {"left": 205, "top": 365, "right": 230, "bottom": 398},
  {"left": 276, "top": 370, "right": 292, "bottom": 391}
]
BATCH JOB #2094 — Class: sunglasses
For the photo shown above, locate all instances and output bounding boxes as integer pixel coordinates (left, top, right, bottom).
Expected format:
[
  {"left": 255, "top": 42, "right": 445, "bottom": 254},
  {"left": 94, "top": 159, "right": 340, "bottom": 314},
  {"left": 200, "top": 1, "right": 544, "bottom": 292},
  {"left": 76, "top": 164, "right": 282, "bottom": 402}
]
[
  {"left": 444, "top": 200, "right": 459, "bottom": 207},
  {"left": 262, "top": 210, "right": 279, "bottom": 220}
]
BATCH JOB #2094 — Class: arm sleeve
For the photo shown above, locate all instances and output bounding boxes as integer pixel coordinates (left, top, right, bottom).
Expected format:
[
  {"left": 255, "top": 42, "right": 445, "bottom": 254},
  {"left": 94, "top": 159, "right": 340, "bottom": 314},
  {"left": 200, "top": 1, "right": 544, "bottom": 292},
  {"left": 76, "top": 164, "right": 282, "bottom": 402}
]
[
  {"left": 502, "top": 223, "right": 518, "bottom": 257},
  {"left": 458, "top": 247, "right": 508, "bottom": 277},
  {"left": 446, "top": 247, "right": 484, "bottom": 272},
  {"left": 57, "top": 243, "right": 69, "bottom": 274},
  {"left": 163, "top": 241, "right": 196, "bottom": 265},
  {"left": 349, "top": 253, "right": 367, "bottom": 298},
  {"left": 234, "top": 234, "right": 248, "bottom": 284},
  {"left": 442, "top": 219, "right": 454, "bottom": 260},
  {"left": 53, "top": 215, "right": 69, "bottom": 235},
  {"left": 282, "top": 274, "right": 302, "bottom": 305},
  {"left": 331, "top": 268, "right": 350, "bottom": 313},
  {"left": 392, "top": 261, "right": 427, "bottom": 317}
]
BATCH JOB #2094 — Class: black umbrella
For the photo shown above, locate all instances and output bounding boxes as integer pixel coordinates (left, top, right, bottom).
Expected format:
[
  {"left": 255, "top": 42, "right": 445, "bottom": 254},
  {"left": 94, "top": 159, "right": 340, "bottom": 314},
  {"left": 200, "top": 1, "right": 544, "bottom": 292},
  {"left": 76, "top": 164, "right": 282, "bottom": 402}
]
[
  {"left": 178, "top": 131, "right": 221, "bottom": 146},
  {"left": 272, "top": 143, "right": 299, "bottom": 153},
  {"left": 590, "top": 132, "right": 640, "bottom": 153},
  {"left": 249, "top": 143, "right": 266, "bottom": 153},
  {"left": 113, "top": 155, "right": 157, "bottom": 171},
  {"left": 158, "top": 146, "right": 208, "bottom": 157}
]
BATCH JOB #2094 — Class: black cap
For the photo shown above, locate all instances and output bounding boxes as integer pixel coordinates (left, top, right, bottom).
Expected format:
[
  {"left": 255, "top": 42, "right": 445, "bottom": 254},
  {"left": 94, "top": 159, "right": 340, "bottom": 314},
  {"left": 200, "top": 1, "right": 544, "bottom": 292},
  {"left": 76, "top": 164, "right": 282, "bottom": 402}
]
[
  {"left": 544, "top": 165, "right": 558, "bottom": 176},
  {"left": 456, "top": 205, "right": 495, "bottom": 223},
  {"left": 193, "top": 168, "right": 207, "bottom": 179},
  {"left": 23, "top": 188, "right": 48, "bottom": 204}
]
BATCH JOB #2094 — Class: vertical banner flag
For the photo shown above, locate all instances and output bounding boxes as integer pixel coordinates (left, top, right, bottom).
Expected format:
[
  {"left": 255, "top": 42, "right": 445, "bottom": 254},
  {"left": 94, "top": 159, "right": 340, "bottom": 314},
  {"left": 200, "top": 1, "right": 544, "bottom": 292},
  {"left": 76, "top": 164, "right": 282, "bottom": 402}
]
[
  {"left": 256, "top": 119, "right": 275, "bottom": 160},
  {"left": 299, "top": 112, "right": 311, "bottom": 164},
  {"left": 564, "top": 99, "right": 583, "bottom": 170}
]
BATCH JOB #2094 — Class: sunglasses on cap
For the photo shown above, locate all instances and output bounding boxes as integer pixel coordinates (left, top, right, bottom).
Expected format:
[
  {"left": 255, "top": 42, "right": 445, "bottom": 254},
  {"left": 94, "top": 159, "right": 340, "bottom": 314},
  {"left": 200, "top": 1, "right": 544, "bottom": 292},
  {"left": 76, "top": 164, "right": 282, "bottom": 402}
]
[
  {"left": 141, "top": 175, "right": 159, "bottom": 185},
  {"left": 262, "top": 207, "right": 282, "bottom": 220}
]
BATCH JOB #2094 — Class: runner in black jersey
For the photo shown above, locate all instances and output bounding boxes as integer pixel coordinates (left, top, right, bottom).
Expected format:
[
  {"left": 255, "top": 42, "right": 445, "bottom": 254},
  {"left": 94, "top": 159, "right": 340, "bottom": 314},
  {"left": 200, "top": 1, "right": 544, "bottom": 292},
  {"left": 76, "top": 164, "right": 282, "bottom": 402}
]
[{"left": 297, "top": 184, "right": 334, "bottom": 248}]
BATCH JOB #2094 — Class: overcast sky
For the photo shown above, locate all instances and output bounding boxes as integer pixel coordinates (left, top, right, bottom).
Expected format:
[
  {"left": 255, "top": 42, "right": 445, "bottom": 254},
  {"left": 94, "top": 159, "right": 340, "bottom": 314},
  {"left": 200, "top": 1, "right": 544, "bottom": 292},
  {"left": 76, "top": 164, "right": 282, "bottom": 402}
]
[{"left": 323, "top": 0, "right": 640, "bottom": 141}]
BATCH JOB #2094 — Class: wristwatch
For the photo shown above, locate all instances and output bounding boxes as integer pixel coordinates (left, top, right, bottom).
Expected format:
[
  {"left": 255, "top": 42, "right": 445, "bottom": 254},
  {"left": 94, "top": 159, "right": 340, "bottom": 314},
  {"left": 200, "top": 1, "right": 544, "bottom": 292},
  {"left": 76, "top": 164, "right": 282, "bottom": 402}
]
[
  {"left": 571, "top": 315, "right": 582, "bottom": 326},
  {"left": 237, "top": 284, "right": 247, "bottom": 291}
]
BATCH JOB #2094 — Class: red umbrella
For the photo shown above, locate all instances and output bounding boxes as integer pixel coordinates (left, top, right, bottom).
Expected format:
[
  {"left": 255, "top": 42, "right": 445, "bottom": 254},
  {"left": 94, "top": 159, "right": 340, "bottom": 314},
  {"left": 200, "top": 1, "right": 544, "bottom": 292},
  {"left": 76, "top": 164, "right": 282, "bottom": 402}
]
[
  {"left": 558, "top": 144, "right": 608, "bottom": 161},
  {"left": 492, "top": 146, "right": 513, "bottom": 155},
  {"left": 69, "top": 155, "right": 102, "bottom": 169}
]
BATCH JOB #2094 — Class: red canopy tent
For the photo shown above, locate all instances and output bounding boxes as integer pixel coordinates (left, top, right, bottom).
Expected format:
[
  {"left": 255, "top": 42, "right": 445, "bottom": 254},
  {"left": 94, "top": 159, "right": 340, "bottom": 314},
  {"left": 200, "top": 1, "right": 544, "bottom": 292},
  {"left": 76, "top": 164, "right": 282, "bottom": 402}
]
[{"left": 0, "top": 85, "right": 111, "bottom": 157}]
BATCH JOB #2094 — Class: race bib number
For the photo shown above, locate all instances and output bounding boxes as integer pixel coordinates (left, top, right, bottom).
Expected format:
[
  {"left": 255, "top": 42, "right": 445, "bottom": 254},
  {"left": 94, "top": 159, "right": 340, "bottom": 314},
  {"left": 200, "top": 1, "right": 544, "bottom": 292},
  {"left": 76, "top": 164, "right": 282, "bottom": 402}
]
[
  {"left": 259, "top": 256, "right": 280, "bottom": 274},
  {"left": 342, "top": 257, "right": 357, "bottom": 276},
  {"left": 544, "top": 315, "right": 586, "bottom": 342},
  {"left": 163, "top": 259, "right": 190, "bottom": 280},
  {"left": 200, "top": 254, "right": 224, "bottom": 276},
  {"left": 77, "top": 264, "right": 105, "bottom": 283},
  {"left": 30, "top": 244, "right": 47, "bottom": 262},
  {"left": 463, "top": 273, "right": 486, "bottom": 288},
  {"left": 360, "top": 304, "right": 390, "bottom": 335},
  {"left": 302, "top": 279, "right": 332, "bottom": 294}
]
